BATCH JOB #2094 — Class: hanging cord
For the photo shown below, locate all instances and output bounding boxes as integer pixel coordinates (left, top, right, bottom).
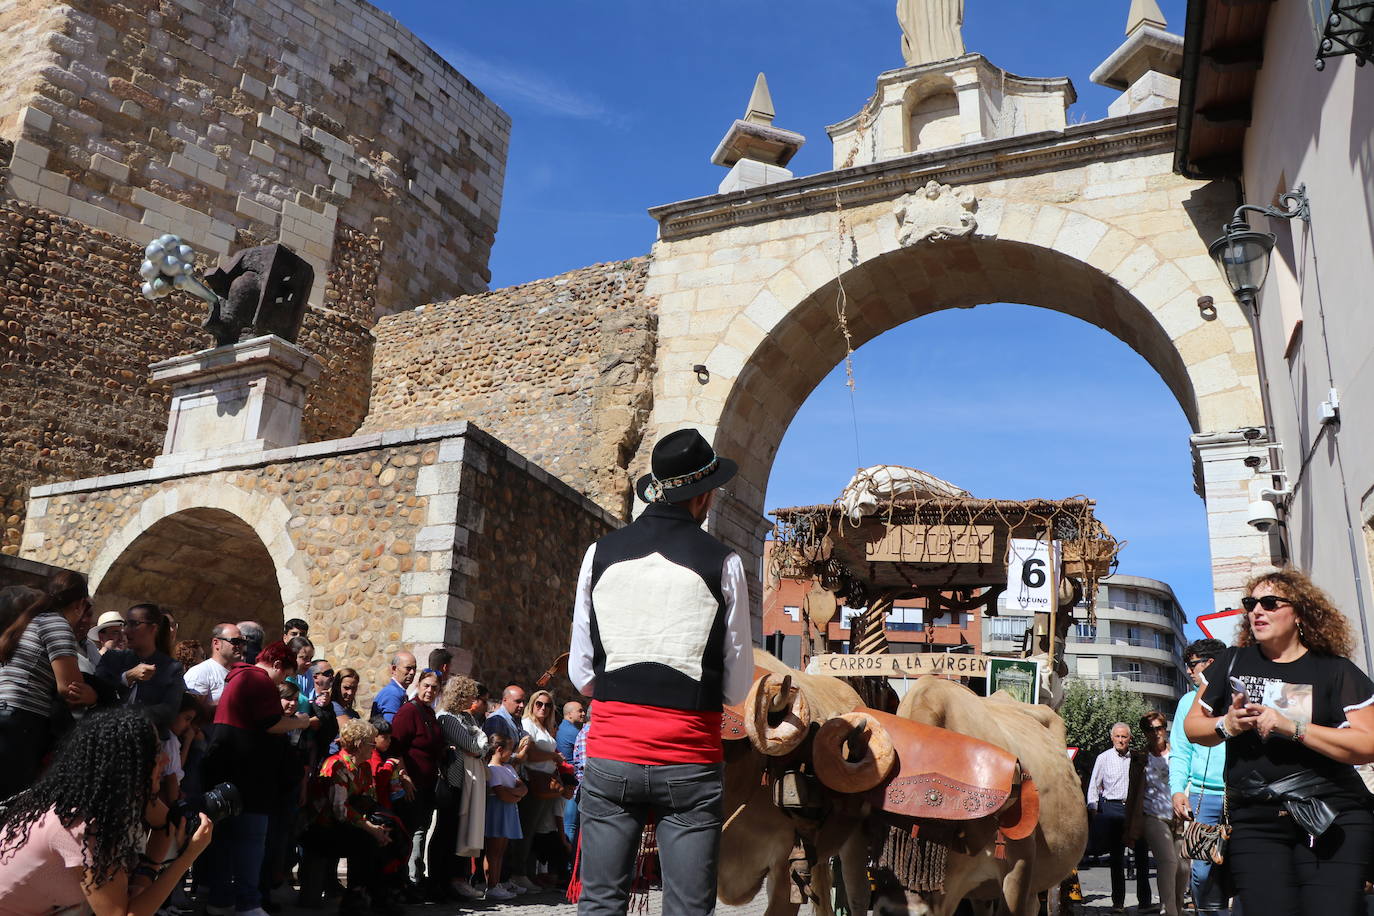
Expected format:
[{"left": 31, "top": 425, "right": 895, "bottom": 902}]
[{"left": 832, "top": 104, "right": 875, "bottom": 467}]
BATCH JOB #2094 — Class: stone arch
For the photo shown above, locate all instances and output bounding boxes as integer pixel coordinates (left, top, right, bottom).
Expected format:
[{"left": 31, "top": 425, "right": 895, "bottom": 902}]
[{"left": 88, "top": 481, "right": 308, "bottom": 640}]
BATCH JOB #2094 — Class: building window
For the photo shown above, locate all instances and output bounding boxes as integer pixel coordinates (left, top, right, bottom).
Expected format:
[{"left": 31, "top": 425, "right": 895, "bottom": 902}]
[
  {"left": 783, "top": 606, "right": 800, "bottom": 621},
  {"left": 1074, "top": 622, "right": 1097, "bottom": 640}
]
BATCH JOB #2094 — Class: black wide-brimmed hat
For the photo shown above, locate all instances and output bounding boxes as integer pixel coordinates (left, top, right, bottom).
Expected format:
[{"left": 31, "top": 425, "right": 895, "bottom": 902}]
[{"left": 634, "top": 429, "right": 738, "bottom": 504}]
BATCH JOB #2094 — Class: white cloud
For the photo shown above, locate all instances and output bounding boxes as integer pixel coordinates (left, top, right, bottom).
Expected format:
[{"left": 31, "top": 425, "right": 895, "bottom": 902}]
[{"left": 437, "top": 45, "right": 626, "bottom": 127}]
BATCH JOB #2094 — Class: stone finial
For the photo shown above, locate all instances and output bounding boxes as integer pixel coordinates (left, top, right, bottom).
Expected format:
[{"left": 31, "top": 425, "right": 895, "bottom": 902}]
[
  {"left": 711, "top": 73, "right": 805, "bottom": 195},
  {"left": 744, "top": 73, "right": 775, "bottom": 126},
  {"left": 1126, "top": 0, "right": 1167, "bottom": 35}
]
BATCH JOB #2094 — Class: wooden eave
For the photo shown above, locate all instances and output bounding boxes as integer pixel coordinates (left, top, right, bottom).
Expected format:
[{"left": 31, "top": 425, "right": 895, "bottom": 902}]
[{"left": 1175, "top": 0, "right": 1276, "bottom": 179}]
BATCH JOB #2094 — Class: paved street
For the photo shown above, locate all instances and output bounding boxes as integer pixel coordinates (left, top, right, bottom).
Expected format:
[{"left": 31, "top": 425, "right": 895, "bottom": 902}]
[{"left": 266, "top": 856, "right": 1159, "bottom": 915}]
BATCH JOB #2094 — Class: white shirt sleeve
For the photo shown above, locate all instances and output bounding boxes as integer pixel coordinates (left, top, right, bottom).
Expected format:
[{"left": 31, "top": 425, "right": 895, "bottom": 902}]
[
  {"left": 1088, "top": 752, "right": 1106, "bottom": 808},
  {"left": 568, "top": 544, "right": 598, "bottom": 696},
  {"left": 720, "top": 552, "right": 755, "bottom": 706}
]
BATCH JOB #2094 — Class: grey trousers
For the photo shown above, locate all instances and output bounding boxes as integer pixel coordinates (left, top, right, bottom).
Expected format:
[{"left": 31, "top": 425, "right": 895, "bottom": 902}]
[{"left": 578, "top": 757, "right": 723, "bottom": 916}]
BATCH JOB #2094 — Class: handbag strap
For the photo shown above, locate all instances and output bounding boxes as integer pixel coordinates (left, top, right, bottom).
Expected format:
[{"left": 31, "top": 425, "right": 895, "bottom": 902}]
[{"left": 1191, "top": 649, "right": 1237, "bottom": 815}]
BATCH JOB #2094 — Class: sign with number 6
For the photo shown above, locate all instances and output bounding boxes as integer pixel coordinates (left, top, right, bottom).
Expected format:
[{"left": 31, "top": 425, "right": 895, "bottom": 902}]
[{"left": 1005, "top": 538, "right": 1060, "bottom": 612}]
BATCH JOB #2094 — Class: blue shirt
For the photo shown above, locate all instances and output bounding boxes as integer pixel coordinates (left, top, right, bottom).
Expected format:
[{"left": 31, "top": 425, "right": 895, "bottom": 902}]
[
  {"left": 1169, "top": 688, "right": 1226, "bottom": 795},
  {"left": 556, "top": 719, "right": 581, "bottom": 760},
  {"left": 370, "top": 679, "right": 408, "bottom": 723},
  {"left": 482, "top": 706, "right": 527, "bottom": 743}
]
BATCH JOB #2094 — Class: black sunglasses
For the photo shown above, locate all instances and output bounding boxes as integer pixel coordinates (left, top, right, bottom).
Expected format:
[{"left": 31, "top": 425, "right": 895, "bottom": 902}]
[
  {"left": 317, "top": 670, "right": 335, "bottom": 679},
  {"left": 1241, "top": 595, "right": 1292, "bottom": 612},
  {"left": 1184, "top": 657, "right": 1213, "bottom": 669}
]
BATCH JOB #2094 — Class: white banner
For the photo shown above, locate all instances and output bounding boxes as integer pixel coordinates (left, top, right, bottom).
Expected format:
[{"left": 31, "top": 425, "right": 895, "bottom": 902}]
[{"left": 1005, "top": 538, "right": 1060, "bottom": 612}]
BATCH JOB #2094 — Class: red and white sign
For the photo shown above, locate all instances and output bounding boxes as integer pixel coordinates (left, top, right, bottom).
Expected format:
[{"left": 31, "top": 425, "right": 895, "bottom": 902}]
[
  {"left": 1067, "top": 747, "right": 1079, "bottom": 761},
  {"left": 1197, "top": 608, "right": 1246, "bottom": 645}
]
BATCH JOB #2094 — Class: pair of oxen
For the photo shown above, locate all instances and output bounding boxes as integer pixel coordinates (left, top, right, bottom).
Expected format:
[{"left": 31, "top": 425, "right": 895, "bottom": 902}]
[{"left": 717, "top": 650, "right": 1087, "bottom": 916}]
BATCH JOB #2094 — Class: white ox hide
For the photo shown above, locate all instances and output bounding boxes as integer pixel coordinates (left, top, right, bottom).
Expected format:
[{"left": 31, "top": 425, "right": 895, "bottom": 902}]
[
  {"left": 838, "top": 466, "right": 971, "bottom": 524},
  {"left": 718, "top": 649, "right": 871, "bottom": 916},
  {"left": 872, "top": 677, "right": 1087, "bottom": 916}
]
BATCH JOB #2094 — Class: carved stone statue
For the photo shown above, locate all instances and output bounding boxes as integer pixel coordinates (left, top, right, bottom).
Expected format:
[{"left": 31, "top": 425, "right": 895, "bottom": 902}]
[
  {"left": 202, "top": 244, "right": 314, "bottom": 346},
  {"left": 897, "top": 0, "right": 966, "bottom": 66}
]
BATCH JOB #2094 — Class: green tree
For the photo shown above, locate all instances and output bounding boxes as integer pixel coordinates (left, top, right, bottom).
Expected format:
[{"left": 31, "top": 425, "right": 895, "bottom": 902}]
[{"left": 1060, "top": 679, "right": 1151, "bottom": 763}]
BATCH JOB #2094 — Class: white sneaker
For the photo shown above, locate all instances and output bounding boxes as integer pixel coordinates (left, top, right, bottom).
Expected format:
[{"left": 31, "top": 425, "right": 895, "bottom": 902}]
[
  {"left": 451, "top": 880, "right": 482, "bottom": 899},
  {"left": 513, "top": 875, "right": 540, "bottom": 892},
  {"left": 502, "top": 880, "right": 528, "bottom": 895},
  {"left": 484, "top": 884, "right": 515, "bottom": 900}
]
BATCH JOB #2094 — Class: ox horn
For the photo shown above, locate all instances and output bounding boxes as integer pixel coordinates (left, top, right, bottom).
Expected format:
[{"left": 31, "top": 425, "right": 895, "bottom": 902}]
[
  {"left": 813, "top": 711, "right": 896, "bottom": 794},
  {"left": 744, "top": 672, "right": 812, "bottom": 756}
]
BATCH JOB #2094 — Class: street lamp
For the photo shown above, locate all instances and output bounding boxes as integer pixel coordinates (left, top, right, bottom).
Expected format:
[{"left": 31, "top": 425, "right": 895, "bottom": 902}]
[{"left": 1207, "top": 186, "right": 1310, "bottom": 309}]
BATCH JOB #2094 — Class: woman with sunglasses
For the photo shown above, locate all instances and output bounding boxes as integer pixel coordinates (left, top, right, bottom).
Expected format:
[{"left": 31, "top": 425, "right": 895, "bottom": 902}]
[
  {"left": 96, "top": 603, "right": 185, "bottom": 736},
  {"left": 1125, "top": 711, "right": 1185, "bottom": 916},
  {"left": 520, "top": 688, "right": 568, "bottom": 887},
  {"left": 1185, "top": 568, "right": 1374, "bottom": 916}
]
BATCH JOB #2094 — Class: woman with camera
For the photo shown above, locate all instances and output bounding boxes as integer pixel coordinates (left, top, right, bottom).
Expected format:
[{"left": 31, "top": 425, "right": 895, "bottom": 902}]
[
  {"left": 0, "top": 706, "right": 214, "bottom": 915},
  {"left": 1185, "top": 568, "right": 1374, "bottom": 916}
]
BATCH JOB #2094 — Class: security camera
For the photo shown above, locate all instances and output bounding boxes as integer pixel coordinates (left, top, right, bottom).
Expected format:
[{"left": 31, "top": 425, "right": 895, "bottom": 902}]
[{"left": 1247, "top": 499, "right": 1279, "bottom": 533}]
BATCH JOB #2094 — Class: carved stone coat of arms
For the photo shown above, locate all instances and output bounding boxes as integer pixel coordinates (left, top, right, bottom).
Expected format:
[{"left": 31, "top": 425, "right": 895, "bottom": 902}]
[{"left": 894, "top": 180, "right": 978, "bottom": 245}]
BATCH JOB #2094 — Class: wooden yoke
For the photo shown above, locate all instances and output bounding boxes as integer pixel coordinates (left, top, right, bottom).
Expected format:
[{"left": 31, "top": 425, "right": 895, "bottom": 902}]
[{"left": 814, "top": 707, "right": 1029, "bottom": 826}]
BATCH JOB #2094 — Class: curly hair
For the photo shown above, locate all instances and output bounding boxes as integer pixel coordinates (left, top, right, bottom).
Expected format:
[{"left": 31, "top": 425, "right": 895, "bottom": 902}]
[
  {"left": 1238, "top": 568, "right": 1356, "bottom": 658},
  {"left": 337, "top": 717, "right": 378, "bottom": 751},
  {"left": 0, "top": 707, "right": 159, "bottom": 887},
  {"left": 440, "top": 675, "right": 480, "bottom": 714},
  {"left": 174, "top": 639, "right": 205, "bottom": 669}
]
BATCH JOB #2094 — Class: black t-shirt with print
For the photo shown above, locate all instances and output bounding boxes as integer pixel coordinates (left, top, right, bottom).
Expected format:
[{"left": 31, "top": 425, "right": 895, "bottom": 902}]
[{"left": 1199, "top": 645, "right": 1374, "bottom": 814}]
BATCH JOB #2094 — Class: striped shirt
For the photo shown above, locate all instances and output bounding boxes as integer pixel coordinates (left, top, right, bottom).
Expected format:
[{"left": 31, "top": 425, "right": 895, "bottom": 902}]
[{"left": 0, "top": 614, "right": 78, "bottom": 716}]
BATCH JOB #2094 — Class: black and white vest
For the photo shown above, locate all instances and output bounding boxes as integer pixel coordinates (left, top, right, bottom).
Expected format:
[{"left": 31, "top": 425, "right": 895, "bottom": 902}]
[{"left": 588, "top": 502, "right": 732, "bottom": 712}]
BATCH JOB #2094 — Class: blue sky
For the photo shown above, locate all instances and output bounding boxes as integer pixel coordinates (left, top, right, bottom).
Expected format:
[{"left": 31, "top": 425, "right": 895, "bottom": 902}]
[{"left": 382, "top": 1, "right": 1212, "bottom": 632}]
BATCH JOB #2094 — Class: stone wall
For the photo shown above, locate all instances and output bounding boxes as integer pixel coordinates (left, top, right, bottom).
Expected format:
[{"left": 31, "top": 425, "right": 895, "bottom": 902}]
[
  {"left": 0, "top": 138, "right": 378, "bottom": 553},
  {"left": 20, "top": 421, "right": 616, "bottom": 709},
  {"left": 455, "top": 431, "right": 614, "bottom": 700},
  {"left": 363, "top": 257, "right": 658, "bottom": 519},
  {"left": 0, "top": 0, "right": 508, "bottom": 310}
]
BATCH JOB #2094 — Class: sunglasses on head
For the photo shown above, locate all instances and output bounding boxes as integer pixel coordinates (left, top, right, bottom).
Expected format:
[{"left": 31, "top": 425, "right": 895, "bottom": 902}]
[{"left": 1241, "top": 595, "right": 1292, "bottom": 612}]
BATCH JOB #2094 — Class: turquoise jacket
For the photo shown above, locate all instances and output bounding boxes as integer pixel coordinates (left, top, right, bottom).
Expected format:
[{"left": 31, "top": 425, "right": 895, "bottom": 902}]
[{"left": 1168, "top": 688, "right": 1226, "bottom": 795}]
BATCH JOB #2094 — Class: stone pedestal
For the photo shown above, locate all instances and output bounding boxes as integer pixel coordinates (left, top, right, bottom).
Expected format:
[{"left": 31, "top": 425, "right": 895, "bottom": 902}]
[
  {"left": 150, "top": 334, "right": 322, "bottom": 465},
  {"left": 719, "top": 158, "right": 795, "bottom": 194}
]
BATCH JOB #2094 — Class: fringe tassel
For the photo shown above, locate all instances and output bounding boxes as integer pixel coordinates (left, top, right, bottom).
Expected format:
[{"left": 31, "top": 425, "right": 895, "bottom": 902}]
[
  {"left": 565, "top": 831, "right": 583, "bottom": 903},
  {"left": 878, "top": 824, "right": 948, "bottom": 892},
  {"left": 564, "top": 816, "right": 657, "bottom": 909}
]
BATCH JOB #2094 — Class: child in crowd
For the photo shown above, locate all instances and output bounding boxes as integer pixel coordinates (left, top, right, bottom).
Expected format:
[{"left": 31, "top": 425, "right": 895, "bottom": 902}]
[
  {"left": 369, "top": 717, "right": 415, "bottom": 811},
  {"left": 483, "top": 734, "right": 527, "bottom": 901}
]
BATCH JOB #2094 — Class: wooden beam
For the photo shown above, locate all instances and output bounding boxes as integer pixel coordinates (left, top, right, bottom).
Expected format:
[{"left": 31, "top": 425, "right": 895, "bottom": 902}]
[
  {"left": 1203, "top": 42, "right": 1265, "bottom": 71},
  {"left": 1197, "top": 103, "right": 1252, "bottom": 126}
]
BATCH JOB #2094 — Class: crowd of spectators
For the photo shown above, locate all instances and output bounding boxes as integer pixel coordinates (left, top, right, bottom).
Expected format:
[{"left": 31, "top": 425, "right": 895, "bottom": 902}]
[{"left": 0, "top": 581, "right": 587, "bottom": 916}]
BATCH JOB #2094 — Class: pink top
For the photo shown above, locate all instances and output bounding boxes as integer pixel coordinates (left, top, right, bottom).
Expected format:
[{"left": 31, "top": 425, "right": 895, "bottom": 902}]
[{"left": 0, "top": 810, "right": 89, "bottom": 915}]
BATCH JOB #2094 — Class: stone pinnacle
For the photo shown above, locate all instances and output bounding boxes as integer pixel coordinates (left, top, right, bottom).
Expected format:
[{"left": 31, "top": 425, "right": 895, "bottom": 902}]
[
  {"left": 744, "top": 73, "right": 775, "bottom": 126},
  {"left": 1126, "top": 0, "right": 1167, "bottom": 35}
]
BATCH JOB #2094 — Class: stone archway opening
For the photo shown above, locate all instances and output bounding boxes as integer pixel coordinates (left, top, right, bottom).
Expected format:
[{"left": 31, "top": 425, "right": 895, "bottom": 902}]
[
  {"left": 93, "top": 508, "right": 283, "bottom": 645},
  {"left": 715, "top": 235, "right": 1201, "bottom": 515}
]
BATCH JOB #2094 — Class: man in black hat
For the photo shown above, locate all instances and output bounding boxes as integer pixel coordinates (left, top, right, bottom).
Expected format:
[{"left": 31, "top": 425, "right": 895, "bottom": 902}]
[{"left": 568, "top": 428, "right": 754, "bottom": 916}]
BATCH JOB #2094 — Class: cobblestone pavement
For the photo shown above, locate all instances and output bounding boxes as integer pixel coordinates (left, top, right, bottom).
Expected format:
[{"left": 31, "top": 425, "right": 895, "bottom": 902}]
[{"left": 270, "top": 857, "right": 1152, "bottom": 915}]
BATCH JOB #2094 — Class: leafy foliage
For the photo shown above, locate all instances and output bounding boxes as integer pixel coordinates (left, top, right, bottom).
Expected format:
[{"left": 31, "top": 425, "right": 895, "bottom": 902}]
[{"left": 1060, "top": 679, "right": 1151, "bottom": 763}]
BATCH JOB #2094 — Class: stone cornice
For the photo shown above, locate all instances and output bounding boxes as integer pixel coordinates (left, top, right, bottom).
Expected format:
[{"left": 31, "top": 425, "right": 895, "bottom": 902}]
[{"left": 648, "top": 109, "right": 1179, "bottom": 242}]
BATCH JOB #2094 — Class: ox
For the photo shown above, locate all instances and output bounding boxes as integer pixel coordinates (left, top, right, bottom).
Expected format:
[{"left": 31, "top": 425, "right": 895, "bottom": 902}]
[
  {"left": 868, "top": 676, "right": 1087, "bottom": 916},
  {"left": 718, "top": 649, "right": 872, "bottom": 916}
]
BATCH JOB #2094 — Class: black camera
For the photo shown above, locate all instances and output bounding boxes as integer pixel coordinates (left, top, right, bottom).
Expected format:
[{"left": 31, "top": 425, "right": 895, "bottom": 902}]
[
  {"left": 168, "top": 782, "right": 243, "bottom": 828},
  {"left": 346, "top": 793, "right": 398, "bottom": 829}
]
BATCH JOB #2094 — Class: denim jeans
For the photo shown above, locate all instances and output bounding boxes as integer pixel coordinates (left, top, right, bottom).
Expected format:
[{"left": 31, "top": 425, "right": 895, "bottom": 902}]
[
  {"left": 564, "top": 793, "right": 579, "bottom": 845},
  {"left": 578, "top": 758, "right": 722, "bottom": 916},
  {"left": 205, "top": 811, "right": 269, "bottom": 911}
]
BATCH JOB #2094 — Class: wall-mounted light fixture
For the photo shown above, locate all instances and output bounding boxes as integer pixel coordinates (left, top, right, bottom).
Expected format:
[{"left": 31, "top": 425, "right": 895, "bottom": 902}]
[
  {"left": 693, "top": 363, "right": 710, "bottom": 385},
  {"left": 1208, "top": 186, "right": 1310, "bottom": 310}
]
